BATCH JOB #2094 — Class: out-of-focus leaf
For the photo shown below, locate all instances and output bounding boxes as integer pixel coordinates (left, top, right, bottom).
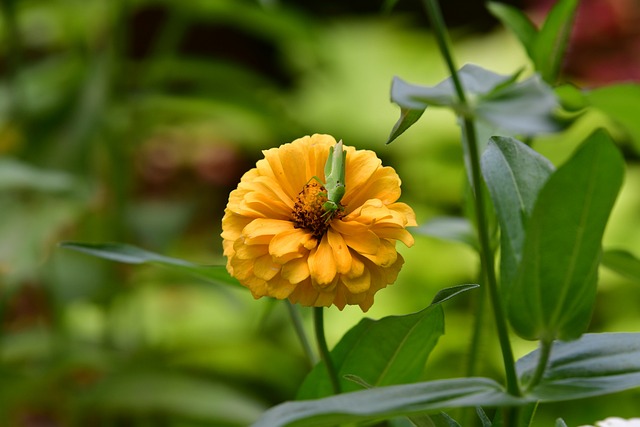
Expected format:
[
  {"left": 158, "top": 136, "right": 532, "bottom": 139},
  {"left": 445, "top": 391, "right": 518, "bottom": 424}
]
[
  {"left": 555, "top": 83, "right": 588, "bottom": 112},
  {"left": 256, "top": 377, "right": 522, "bottom": 427},
  {"left": 507, "top": 130, "right": 625, "bottom": 341},
  {"left": 585, "top": 84, "right": 640, "bottom": 153},
  {"left": 78, "top": 370, "right": 266, "bottom": 425},
  {"left": 387, "top": 107, "right": 426, "bottom": 144},
  {"left": 480, "top": 136, "right": 554, "bottom": 290},
  {"left": 390, "top": 65, "right": 561, "bottom": 137},
  {"left": 431, "top": 412, "right": 462, "bottom": 427},
  {"left": 532, "top": 0, "right": 579, "bottom": 83},
  {"left": 415, "top": 217, "right": 478, "bottom": 251},
  {"left": 297, "top": 304, "right": 444, "bottom": 399},
  {"left": 601, "top": 249, "right": 640, "bottom": 283},
  {"left": 59, "top": 242, "right": 240, "bottom": 288},
  {"left": 487, "top": 2, "right": 537, "bottom": 58},
  {"left": 517, "top": 333, "right": 640, "bottom": 401},
  {"left": 0, "top": 158, "right": 77, "bottom": 193},
  {"left": 476, "top": 75, "right": 562, "bottom": 134}
]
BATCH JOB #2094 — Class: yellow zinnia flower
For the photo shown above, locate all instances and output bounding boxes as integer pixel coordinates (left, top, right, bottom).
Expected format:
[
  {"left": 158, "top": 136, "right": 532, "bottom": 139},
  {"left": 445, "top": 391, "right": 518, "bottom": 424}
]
[{"left": 221, "top": 134, "right": 416, "bottom": 311}]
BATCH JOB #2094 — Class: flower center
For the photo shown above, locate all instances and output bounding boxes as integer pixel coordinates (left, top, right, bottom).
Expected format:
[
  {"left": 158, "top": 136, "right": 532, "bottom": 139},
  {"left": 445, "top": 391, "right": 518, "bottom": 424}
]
[{"left": 291, "top": 180, "right": 344, "bottom": 238}]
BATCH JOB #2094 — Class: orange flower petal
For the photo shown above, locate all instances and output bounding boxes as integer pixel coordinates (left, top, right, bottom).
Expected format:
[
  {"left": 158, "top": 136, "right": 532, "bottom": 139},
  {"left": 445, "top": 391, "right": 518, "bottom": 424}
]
[
  {"left": 327, "top": 228, "right": 351, "bottom": 274},
  {"left": 242, "top": 218, "right": 293, "bottom": 245},
  {"left": 269, "top": 228, "right": 310, "bottom": 263},
  {"left": 254, "top": 254, "right": 281, "bottom": 281},
  {"left": 308, "top": 234, "right": 337, "bottom": 286},
  {"left": 281, "top": 257, "right": 310, "bottom": 284},
  {"left": 342, "top": 267, "right": 371, "bottom": 294}
]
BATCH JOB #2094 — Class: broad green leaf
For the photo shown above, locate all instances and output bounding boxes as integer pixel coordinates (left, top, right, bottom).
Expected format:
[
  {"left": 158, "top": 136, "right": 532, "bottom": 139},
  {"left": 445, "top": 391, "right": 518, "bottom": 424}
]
[
  {"left": 480, "top": 136, "right": 554, "bottom": 290},
  {"left": 601, "top": 249, "right": 640, "bottom": 283},
  {"left": 390, "top": 65, "right": 561, "bottom": 136},
  {"left": 297, "top": 305, "right": 444, "bottom": 399},
  {"left": 430, "top": 284, "right": 479, "bottom": 305},
  {"left": 585, "top": 84, "right": 640, "bottom": 153},
  {"left": 255, "top": 377, "right": 522, "bottom": 427},
  {"left": 59, "top": 242, "right": 240, "bottom": 288},
  {"left": 517, "top": 333, "right": 640, "bottom": 401},
  {"left": 476, "top": 74, "right": 562, "bottom": 134},
  {"left": 532, "top": 0, "right": 579, "bottom": 83},
  {"left": 415, "top": 217, "right": 479, "bottom": 251},
  {"left": 387, "top": 107, "right": 426, "bottom": 144},
  {"left": 487, "top": 2, "right": 537, "bottom": 59},
  {"left": 507, "top": 130, "right": 625, "bottom": 341}
]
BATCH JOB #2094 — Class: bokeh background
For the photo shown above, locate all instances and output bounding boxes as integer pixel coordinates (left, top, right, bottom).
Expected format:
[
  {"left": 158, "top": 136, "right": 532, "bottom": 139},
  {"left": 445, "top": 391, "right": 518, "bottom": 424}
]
[{"left": 1, "top": 0, "right": 639, "bottom": 426}]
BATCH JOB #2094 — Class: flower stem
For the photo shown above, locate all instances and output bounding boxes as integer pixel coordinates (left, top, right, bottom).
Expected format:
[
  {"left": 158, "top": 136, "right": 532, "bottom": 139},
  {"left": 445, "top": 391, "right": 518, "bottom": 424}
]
[
  {"left": 313, "top": 306, "right": 341, "bottom": 394},
  {"left": 525, "top": 339, "right": 553, "bottom": 392},
  {"left": 286, "top": 301, "right": 318, "bottom": 368},
  {"left": 422, "top": 0, "right": 521, "bottom": 400}
]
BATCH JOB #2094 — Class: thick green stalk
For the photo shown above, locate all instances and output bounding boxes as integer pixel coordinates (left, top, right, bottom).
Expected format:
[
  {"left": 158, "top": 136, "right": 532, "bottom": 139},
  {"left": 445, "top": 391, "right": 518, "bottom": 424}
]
[
  {"left": 314, "top": 307, "right": 341, "bottom": 394},
  {"left": 422, "top": 0, "right": 521, "bottom": 400}
]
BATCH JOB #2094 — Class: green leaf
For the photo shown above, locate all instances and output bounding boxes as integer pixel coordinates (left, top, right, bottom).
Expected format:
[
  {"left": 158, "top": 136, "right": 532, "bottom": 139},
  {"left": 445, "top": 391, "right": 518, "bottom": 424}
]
[
  {"left": 487, "top": 2, "right": 537, "bottom": 59},
  {"left": 476, "top": 74, "right": 562, "bottom": 134},
  {"left": 59, "top": 242, "right": 240, "bottom": 288},
  {"left": 430, "top": 284, "right": 479, "bottom": 305},
  {"left": 297, "top": 305, "right": 444, "bottom": 399},
  {"left": 256, "top": 377, "right": 522, "bottom": 427},
  {"left": 480, "top": 136, "right": 555, "bottom": 290},
  {"left": 390, "top": 65, "right": 561, "bottom": 136},
  {"left": 532, "top": 0, "right": 579, "bottom": 83},
  {"left": 387, "top": 107, "right": 426, "bottom": 144},
  {"left": 585, "top": 84, "right": 640, "bottom": 153},
  {"left": 507, "top": 130, "right": 625, "bottom": 341},
  {"left": 415, "top": 217, "right": 479, "bottom": 251},
  {"left": 78, "top": 370, "right": 265, "bottom": 425},
  {"left": 601, "top": 249, "right": 640, "bottom": 283},
  {"left": 517, "top": 333, "right": 640, "bottom": 401}
]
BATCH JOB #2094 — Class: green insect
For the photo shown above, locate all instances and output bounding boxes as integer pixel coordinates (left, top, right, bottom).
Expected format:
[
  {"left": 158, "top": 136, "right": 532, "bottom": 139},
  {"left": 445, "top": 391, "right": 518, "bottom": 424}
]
[{"left": 318, "top": 140, "right": 347, "bottom": 221}]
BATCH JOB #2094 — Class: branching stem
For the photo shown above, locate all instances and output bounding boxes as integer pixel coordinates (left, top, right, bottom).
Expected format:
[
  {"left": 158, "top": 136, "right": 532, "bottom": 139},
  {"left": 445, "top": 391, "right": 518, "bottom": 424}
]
[{"left": 422, "top": 0, "right": 521, "bottom": 403}]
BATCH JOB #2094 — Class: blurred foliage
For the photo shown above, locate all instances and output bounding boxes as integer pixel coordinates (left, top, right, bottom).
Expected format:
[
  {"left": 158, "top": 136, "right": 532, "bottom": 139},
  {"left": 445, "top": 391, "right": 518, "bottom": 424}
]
[{"left": 0, "top": 0, "right": 639, "bottom": 426}]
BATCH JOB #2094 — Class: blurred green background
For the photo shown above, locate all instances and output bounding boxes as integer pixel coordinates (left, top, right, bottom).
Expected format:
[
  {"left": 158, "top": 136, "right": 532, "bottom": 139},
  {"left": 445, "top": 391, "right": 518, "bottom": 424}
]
[{"left": 1, "top": 0, "right": 639, "bottom": 426}]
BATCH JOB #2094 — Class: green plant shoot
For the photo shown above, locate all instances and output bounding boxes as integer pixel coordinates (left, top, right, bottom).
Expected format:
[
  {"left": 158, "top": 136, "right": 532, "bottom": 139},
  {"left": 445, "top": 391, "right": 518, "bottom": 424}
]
[{"left": 321, "top": 140, "right": 346, "bottom": 220}]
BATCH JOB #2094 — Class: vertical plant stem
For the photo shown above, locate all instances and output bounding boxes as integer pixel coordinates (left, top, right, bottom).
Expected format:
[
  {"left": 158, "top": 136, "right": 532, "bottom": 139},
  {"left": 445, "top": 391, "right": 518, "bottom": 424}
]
[
  {"left": 286, "top": 301, "right": 318, "bottom": 367},
  {"left": 422, "top": 0, "right": 521, "bottom": 400},
  {"left": 314, "top": 307, "right": 341, "bottom": 394},
  {"left": 525, "top": 339, "right": 553, "bottom": 392}
]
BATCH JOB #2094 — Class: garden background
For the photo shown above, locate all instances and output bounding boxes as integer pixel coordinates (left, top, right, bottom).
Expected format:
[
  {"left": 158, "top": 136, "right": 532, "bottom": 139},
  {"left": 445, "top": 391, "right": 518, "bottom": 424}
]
[{"left": 1, "top": 0, "right": 639, "bottom": 426}]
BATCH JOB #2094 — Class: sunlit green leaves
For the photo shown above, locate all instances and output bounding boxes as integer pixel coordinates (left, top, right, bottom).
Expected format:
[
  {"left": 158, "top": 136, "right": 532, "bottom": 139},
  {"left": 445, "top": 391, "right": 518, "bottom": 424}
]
[
  {"left": 297, "top": 304, "right": 444, "bottom": 399},
  {"left": 488, "top": 0, "right": 579, "bottom": 84},
  {"left": 507, "top": 130, "right": 625, "bottom": 341},
  {"left": 585, "top": 84, "right": 640, "bottom": 153},
  {"left": 388, "top": 64, "right": 561, "bottom": 143},
  {"left": 253, "top": 332, "right": 640, "bottom": 427},
  {"left": 257, "top": 377, "right": 520, "bottom": 427},
  {"left": 601, "top": 249, "right": 640, "bottom": 284},
  {"left": 518, "top": 333, "right": 640, "bottom": 401},
  {"left": 480, "top": 136, "right": 554, "bottom": 290},
  {"left": 60, "top": 242, "right": 240, "bottom": 288}
]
